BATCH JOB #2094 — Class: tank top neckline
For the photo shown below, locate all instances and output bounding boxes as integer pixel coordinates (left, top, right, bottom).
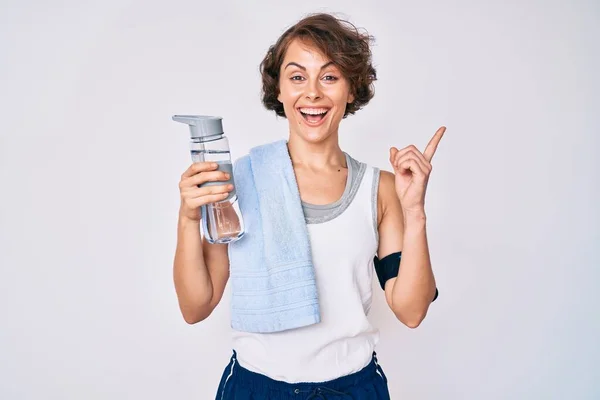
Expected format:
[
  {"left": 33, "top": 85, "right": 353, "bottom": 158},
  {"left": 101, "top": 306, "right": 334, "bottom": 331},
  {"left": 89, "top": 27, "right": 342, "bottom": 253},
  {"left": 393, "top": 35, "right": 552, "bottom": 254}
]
[{"left": 301, "top": 152, "right": 353, "bottom": 211}]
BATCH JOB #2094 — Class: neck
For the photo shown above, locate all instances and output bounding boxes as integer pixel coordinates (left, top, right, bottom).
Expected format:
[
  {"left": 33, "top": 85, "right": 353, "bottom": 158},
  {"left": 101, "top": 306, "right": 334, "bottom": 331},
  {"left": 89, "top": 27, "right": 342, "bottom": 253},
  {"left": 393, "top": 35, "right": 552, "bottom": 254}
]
[{"left": 286, "top": 130, "right": 346, "bottom": 170}]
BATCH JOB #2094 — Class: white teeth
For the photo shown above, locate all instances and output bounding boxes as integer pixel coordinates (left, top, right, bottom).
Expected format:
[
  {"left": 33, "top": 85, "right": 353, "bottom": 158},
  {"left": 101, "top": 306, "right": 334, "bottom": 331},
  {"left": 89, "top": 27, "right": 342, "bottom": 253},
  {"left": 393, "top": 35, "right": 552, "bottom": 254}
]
[{"left": 299, "top": 108, "right": 329, "bottom": 115}]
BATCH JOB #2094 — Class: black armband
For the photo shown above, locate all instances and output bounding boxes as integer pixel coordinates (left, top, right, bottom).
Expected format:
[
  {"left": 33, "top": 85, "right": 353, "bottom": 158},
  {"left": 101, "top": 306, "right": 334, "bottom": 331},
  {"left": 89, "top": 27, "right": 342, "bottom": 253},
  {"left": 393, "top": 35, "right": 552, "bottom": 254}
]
[
  {"left": 373, "top": 251, "right": 439, "bottom": 302},
  {"left": 373, "top": 252, "right": 402, "bottom": 290}
]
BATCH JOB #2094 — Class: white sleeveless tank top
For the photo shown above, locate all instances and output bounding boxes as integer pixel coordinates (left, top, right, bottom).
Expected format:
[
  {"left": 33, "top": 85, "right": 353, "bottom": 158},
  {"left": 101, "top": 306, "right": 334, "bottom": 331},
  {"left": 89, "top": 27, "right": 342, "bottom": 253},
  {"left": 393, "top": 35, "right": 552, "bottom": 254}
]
[{"left": 231, "top": 153, "right": 381, "bottom": 383}]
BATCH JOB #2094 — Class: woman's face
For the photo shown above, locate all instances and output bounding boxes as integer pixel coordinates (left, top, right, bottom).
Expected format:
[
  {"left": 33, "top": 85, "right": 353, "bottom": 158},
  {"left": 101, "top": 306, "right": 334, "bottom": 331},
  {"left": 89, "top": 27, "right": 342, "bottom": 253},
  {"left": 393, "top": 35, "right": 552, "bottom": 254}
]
[{"left": 277, "top": 38, "right": 355, "bottom": 143}]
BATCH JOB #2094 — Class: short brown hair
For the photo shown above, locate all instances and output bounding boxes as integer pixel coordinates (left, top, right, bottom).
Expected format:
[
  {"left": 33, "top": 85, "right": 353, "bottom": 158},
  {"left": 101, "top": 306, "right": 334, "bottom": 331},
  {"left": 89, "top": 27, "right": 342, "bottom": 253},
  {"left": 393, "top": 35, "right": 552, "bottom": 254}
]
[{"left": 259, "top": 13, "right": 377, "bottom": 118}]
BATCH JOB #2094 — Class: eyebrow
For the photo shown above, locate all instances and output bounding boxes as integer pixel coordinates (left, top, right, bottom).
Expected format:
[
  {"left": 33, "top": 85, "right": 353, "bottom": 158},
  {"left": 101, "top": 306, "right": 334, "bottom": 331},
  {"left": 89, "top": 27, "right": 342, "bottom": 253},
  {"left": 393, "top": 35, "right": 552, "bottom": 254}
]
[{"left": 284, "top": 61, "right": 335, "bottom": 71}]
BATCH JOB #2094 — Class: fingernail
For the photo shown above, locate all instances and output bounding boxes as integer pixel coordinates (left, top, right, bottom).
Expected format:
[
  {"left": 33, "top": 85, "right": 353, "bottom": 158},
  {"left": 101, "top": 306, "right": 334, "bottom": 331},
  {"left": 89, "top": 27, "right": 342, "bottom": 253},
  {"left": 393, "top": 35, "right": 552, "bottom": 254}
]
[
  {"left": 225, "top": 173, "right": 230, "bottom": 179},
  {"left": 227, "top": 184, "right": 234, "bottom": 190},
  {"left": 212, "top": 163, "right": 218, "bottom": 168}
]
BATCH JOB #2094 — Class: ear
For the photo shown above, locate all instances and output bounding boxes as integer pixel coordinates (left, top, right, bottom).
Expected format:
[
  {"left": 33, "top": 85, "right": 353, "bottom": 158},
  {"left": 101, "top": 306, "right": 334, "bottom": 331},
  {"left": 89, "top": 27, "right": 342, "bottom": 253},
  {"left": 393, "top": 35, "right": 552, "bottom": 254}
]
[
  {"left": 347, "top": 91, "right": 355, "bottom": 104},
  {"left": 277, "top": 91, "right": 282, "bottom": 103}
]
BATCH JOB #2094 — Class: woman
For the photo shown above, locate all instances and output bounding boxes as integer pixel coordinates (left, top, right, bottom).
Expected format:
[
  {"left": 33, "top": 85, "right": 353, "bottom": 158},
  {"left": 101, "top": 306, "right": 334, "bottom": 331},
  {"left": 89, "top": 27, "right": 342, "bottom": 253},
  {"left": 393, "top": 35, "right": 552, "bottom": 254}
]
[{"left": 174, "top": 13, "right": 444, "bottom": 399}]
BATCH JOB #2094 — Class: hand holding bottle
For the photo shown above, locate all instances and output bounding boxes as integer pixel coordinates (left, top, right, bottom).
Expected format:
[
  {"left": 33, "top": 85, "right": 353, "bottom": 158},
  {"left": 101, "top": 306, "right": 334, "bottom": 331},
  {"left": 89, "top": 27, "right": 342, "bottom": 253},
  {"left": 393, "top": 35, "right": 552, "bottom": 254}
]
[{"left": 178, "top": 162, "right": 234, "bottom": 222}]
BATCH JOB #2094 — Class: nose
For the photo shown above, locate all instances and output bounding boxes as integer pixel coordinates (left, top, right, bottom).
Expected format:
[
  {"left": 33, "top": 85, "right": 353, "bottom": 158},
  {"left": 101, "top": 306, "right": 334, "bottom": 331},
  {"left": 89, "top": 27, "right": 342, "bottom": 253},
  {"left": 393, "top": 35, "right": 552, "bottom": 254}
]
[{"left": 304, "top": 78, "right": 322, "bottom": 101}]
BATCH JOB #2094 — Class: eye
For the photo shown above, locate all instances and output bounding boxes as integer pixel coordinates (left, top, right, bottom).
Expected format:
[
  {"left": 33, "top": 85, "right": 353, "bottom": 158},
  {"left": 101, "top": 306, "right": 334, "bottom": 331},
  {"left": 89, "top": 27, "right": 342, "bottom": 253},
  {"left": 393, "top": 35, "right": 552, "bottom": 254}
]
[
  {"left": 290, "top": 75, "right": 305, "bottom": 81},
  {"left": 322, "top": 75, "right": 339, "bottom": 82}
]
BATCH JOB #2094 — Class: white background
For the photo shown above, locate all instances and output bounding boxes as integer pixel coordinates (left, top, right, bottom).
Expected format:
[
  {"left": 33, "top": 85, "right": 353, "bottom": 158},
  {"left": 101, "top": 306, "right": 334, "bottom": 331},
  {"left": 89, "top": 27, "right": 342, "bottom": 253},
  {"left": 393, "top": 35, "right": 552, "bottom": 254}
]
[{"left": 1, "top": 0, "right": 599, "bottom": 399}]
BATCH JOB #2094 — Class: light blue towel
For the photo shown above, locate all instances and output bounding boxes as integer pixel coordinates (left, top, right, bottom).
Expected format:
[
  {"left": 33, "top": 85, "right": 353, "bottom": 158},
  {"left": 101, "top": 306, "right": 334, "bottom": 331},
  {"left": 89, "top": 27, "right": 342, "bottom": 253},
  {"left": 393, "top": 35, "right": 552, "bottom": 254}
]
[{"left": 227, "top": 139, "right": 321, "bottom": 333}]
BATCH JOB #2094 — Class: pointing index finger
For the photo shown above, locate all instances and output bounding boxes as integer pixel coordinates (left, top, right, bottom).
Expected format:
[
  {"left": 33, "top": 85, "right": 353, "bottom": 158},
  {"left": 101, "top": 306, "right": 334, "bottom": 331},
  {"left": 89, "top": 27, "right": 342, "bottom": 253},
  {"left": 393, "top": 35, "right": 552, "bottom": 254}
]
[{"left": 423, "top": 126, "right": 446, "bottom": 162}]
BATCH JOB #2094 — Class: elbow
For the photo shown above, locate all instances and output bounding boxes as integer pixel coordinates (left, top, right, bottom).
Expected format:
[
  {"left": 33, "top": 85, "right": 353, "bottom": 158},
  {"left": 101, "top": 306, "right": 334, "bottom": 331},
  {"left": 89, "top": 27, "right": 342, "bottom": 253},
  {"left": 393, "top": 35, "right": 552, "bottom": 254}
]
[
  {"left": 391, "top": 288, "right": 437, "bottom": 328},
  {"left": 182, "top": 313, "right": 203, "bottom": 325},
  {"left": 395, "top": 312, "right": 426, "bottom": 329},
  {"left": 402, "top": 317, "right": 424, "bottom": 329},
  {"left": 391, "top": 302, "right": 428, "bottom": 328},
  {"left": 180, "top": 305, "right": 212, "bottom": 325}
]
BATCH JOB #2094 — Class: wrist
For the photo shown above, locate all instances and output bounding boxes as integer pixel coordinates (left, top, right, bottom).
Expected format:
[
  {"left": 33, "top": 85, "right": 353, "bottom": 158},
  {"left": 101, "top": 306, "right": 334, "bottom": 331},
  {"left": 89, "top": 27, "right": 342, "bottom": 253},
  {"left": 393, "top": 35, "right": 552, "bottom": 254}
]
[
  {"left": 403, "top": 209, "right": 427, "bottom": 233},
  {"left": 402, "top": 208, "right": 426, "bottom": 223},
  {"left": 178, "top": 214, "right": 201, "bottom": 227}
]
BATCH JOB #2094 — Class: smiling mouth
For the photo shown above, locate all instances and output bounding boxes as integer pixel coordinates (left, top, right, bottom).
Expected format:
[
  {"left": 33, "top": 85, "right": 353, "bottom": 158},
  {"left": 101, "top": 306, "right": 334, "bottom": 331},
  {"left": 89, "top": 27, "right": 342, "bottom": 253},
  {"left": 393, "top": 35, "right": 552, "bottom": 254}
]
[{"left": 298, "top": 107, "right": 330, "bottom": 124}]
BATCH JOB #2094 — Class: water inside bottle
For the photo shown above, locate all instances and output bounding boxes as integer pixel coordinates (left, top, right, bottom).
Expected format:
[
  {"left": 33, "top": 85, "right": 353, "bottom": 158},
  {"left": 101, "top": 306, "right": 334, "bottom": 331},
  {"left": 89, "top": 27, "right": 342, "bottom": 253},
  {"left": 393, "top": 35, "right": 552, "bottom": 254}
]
[
  {"left": 202, "top": 197, "right": 244, "bottom": 244},
  {"left": 192, "top": 149, "right": 244, "bottom": 244},
  {"left": 191, "top": 149, "right": 230, "bottom": 163}
]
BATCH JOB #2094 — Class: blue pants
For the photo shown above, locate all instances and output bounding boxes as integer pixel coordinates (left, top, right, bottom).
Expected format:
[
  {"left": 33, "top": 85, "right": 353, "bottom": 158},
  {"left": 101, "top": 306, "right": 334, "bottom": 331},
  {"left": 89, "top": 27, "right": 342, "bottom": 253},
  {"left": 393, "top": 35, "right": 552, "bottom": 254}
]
[{"left": 216, "top": 351, "right": 391, "bottom": 399}]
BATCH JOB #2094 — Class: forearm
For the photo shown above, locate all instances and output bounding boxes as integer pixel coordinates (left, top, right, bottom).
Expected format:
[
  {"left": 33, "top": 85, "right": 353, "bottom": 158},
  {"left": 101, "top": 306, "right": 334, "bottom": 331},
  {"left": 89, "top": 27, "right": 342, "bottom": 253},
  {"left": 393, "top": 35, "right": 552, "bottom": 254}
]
[
  {"left": 173, "top": 216, "right": 214, "bottom": 323},
  {"left": 391, "top": 210, "right": 436, "bottom": 325}
]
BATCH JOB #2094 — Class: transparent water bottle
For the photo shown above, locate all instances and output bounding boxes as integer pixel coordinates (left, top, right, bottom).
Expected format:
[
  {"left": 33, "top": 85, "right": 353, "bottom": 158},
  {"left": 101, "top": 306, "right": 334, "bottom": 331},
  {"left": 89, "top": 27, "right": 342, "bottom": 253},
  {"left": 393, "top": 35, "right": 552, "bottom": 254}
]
[{"left": 173, "top": 115, "right": 245, "bottom": 244}]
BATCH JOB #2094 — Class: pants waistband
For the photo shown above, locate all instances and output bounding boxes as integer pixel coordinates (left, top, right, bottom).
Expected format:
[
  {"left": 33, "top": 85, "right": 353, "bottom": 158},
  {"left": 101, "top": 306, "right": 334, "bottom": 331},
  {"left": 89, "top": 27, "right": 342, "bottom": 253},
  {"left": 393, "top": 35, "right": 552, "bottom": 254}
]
[{"left": 224, "top": 350, "right": 387, "bottom": 396}]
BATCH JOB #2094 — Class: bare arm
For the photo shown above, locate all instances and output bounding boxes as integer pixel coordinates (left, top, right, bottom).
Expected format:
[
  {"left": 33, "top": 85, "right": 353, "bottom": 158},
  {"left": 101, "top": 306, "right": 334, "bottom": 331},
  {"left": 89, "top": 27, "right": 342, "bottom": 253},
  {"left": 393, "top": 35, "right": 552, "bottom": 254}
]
[
  {"left": 377, "top": 171, "right": 436, "bottom": 328},
  {"left": 379, "top": 127, "right": 445, "bottom": 328},
  {"left": 173, "top": 162, "right": 233, "bottom": 324},
  {"left": 173, "top": 216, "right": 230, "bottom": 324}
]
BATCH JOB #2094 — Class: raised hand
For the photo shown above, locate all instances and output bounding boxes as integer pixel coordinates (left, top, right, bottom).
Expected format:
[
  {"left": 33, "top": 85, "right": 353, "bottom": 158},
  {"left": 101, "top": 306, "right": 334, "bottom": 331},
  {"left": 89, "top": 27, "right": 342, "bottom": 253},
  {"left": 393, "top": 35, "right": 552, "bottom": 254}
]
[{"left": 389, "top": 126, "right": 446, "bottom": 213}]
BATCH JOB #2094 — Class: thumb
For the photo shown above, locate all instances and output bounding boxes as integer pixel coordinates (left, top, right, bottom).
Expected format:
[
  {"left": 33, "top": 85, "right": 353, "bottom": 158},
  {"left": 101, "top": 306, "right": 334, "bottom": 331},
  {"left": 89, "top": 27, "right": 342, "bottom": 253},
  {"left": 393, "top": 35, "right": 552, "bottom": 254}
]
[{"left": 389, "top": 147, "right": 398, "bottom": 164}]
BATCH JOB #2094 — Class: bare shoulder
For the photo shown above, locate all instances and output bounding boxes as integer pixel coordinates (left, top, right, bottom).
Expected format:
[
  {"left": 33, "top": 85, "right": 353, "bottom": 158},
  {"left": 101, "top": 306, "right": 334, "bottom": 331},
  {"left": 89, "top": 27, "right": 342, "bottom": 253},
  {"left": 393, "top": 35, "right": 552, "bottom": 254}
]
[
  {"left": 376, "top": 169, "right": 404, "bottom": 259},
  {"left": 376, "top": 170, "right": 400, "bottom": 226},
  {"left": 378, "top": 169, "right": 395, "bottom": 188}
]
